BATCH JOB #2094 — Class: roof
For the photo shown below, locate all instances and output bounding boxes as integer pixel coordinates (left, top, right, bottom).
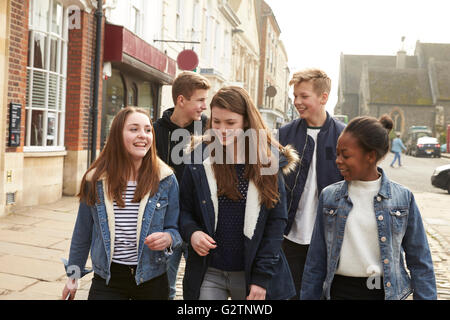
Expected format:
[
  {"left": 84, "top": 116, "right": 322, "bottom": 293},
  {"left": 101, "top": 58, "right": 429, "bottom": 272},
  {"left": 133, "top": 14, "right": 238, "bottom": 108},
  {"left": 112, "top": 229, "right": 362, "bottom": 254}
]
[
  {"left": 367, "top": 67, "right": 433, "bottom": 105},
  {"left": 341, "top": 54, "right": 418, "bottom": 94},
  {"left": 416, "top": 42, "right": 450, "bottom": 65},
  {"left": 432, "top": 61, "right": 450, "bottom": 100}
]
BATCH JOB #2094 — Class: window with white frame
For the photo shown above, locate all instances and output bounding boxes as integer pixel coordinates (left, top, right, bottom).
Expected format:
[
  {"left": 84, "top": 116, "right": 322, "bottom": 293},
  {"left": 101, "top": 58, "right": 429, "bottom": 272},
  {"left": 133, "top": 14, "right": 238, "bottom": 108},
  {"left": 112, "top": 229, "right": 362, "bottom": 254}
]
[
  {"left": 176, "top": 0, "right": 184, "bottom": 40},
  {"left": 130, "top": 0, "right": 143, "bottom": 36},
  {"left": 191, "top": 0, "right": 200, "bottom": 41},
  {"left": 25, "top": 0, "right": 68, "bottom": 150}
]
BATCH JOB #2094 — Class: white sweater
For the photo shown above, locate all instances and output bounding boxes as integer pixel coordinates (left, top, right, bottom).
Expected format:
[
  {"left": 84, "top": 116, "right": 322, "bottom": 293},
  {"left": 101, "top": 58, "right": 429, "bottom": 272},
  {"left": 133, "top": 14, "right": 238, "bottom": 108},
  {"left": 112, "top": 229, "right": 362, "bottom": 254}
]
[{"left": 336, "top": 177, "right": 384, "bottom": 277}]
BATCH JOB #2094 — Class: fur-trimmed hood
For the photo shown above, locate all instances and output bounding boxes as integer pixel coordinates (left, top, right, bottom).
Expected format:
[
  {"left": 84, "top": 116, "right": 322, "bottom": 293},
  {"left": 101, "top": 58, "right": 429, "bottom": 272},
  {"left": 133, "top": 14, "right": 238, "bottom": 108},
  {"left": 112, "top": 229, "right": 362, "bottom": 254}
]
[{"left": 185, "top": 134, "right": 300, "bottom": 176}]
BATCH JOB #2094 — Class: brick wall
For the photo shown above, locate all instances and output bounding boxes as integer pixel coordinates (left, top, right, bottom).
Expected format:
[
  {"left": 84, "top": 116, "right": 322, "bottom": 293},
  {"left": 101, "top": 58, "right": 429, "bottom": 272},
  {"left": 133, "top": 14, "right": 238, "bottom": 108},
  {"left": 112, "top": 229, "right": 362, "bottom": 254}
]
[
  {"left": 65, "top": 9, "right": 103, "bottom": 152},
  {"left": 6, "top": 0, "right": 29, "bottom": 153}
]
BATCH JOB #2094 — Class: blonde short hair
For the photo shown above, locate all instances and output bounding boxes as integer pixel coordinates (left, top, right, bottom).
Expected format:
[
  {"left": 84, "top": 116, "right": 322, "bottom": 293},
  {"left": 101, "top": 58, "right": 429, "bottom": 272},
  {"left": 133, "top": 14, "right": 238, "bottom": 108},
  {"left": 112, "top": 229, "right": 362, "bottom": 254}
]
[{"left": 289, "top": 68, "right": 331, "bottom": 96}]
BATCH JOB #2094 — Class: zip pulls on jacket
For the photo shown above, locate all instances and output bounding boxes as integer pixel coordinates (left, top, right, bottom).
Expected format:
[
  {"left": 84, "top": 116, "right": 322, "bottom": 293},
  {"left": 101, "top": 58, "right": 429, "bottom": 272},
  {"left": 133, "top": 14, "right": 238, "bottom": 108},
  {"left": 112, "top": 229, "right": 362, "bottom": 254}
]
[{"left": 286, "top": 134, "right": 309, "bottom": 214}]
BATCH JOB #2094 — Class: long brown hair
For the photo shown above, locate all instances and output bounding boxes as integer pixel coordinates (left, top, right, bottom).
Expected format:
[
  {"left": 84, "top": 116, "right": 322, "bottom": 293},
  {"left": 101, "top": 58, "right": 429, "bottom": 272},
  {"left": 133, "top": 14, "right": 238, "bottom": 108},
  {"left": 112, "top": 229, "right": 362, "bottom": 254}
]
[
  {"left": 78, "top": 107, "right": 160, "bottom": 207},
  {"left": 209, "top": 86, "right": 282, "bottom": 209}
]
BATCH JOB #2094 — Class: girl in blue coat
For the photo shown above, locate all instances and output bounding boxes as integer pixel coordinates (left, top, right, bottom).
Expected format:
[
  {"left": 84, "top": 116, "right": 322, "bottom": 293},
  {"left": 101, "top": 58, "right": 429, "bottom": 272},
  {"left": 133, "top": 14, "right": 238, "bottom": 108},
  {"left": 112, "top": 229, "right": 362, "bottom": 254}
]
[
  {"left": 62, "top": 107, "right": 181, "bottom": 300},
  {"left": 179, "top": 86, "right": 298, "bottom": 300},
  {"left": 301, "top": 115, "right": 436, "bottom": 300}
]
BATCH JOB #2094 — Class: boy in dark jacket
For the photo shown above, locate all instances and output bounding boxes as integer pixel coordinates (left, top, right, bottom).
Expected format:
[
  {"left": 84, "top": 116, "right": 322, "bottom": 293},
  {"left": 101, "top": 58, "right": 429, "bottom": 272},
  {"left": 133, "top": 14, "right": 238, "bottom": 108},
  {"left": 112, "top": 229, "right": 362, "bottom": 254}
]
[
  {"left": 278, "top": 68, "right": 345, "bottom": 299},
  {"left": 153, "top": 71, "right": 210, "bottom": 299}
]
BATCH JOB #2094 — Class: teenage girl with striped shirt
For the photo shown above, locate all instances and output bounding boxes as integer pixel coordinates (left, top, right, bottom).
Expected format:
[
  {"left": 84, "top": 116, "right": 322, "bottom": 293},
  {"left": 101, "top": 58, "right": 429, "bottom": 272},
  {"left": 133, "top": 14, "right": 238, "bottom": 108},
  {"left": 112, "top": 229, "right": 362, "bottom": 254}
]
[{"left": 62, "top": 107, "right": 181, "bottom": 300}]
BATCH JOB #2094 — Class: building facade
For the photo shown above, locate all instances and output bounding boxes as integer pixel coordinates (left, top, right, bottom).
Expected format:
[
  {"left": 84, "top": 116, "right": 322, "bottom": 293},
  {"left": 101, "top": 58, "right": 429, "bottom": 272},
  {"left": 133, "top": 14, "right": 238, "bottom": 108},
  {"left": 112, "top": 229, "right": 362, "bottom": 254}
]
[
  {"left": 335, "top": 41, "right": 450, "bottom": 140},
  {"left": 255, "top": 0, "right": 290, "bottom": 129},
  {"left": 1, "top": 0, "right": 176, "bottom": 214},
  {"left": 1, "top": 0, "right": 291, "bottom": 214}
]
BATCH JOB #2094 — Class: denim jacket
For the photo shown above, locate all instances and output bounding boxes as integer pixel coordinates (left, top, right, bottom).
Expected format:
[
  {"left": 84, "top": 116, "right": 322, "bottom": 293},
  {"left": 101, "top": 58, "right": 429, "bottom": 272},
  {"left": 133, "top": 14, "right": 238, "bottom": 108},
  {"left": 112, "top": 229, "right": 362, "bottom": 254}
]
[
  {"left": 62, "top": 160, "right": 182, "bottom": 285},
  {"left": 301, "top": 168, "right": 437, "bottom": 300}
]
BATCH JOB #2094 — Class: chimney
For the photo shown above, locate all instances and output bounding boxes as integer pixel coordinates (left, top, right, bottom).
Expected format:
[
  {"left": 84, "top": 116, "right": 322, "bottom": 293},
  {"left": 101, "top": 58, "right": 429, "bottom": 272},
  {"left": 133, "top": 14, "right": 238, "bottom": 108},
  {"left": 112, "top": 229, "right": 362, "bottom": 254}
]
[
  {"left": 396, "top": 36, "right": 406, "bottom": 69},
  {"left": 396, "top": 50, "right": 406, "bottom": 69}
]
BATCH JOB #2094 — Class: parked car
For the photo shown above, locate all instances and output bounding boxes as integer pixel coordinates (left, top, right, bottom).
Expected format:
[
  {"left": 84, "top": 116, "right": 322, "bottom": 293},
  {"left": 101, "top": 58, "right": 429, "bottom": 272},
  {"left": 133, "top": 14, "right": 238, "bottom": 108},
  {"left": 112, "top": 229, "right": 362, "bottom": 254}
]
[
  {"left": 431, "top": 164, "right": 450, "bottom": 194},
  {"left": 333, "top": 114, "right": 348, "bottom": 124},
  {"left": 409, "top": 136, "right": 441, "bottom": 157},
  {"left": 405, "top": 126, "right": 432, "bottom": 155}
]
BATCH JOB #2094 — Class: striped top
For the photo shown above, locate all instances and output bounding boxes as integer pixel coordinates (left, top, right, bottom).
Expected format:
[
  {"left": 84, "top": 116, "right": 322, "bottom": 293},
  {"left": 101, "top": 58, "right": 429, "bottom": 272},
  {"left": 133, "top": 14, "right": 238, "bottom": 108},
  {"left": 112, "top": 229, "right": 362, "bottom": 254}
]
[{"left": 112, "top": 181, "right": 139, "bottom": 265}]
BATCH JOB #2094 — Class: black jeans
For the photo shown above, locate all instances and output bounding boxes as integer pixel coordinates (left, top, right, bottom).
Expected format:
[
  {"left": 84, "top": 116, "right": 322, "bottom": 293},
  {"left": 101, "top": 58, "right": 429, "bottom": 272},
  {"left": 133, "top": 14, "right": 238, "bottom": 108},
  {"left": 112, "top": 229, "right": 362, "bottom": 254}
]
[
  {"left": 330, "top": 274, "right": 385, "bottom": 300},
  {"left": 282, "top": 238, "right": 309, "bottom": 300},
  {"left": 88, "top": 262, "right": 169, "bottom": 300}
]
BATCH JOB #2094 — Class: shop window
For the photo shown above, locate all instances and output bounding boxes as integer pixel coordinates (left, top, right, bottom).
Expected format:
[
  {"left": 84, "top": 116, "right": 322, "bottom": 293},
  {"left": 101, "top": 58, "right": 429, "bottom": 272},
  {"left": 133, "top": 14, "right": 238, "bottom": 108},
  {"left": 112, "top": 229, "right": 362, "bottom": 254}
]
[
  {"left": 138, "top": 82, "right": 157, "bottom": 121},
  {"left": 101, "top": 69, "right": 126, "bottom": 148},
  {"left": 128, "top": 82, "right": 138, "bottom": 106},
  {"left": 25, "top": 0, "right": 67, "bottom": 150}
]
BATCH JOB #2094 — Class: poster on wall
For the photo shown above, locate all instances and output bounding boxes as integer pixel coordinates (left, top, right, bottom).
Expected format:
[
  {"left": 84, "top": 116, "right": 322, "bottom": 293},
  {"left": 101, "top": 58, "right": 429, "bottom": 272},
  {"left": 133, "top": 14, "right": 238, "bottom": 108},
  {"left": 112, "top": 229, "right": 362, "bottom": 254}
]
[{"left": 9, "top": 103, "right": 21, "bottom": 147}]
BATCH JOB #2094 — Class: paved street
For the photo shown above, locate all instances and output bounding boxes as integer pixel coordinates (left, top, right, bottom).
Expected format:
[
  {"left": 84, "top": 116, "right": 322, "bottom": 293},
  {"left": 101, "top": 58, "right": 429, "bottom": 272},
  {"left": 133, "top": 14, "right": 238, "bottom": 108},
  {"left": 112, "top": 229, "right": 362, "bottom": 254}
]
[{"left": 0, "top": 153, "right": 448, "bottom": 300}]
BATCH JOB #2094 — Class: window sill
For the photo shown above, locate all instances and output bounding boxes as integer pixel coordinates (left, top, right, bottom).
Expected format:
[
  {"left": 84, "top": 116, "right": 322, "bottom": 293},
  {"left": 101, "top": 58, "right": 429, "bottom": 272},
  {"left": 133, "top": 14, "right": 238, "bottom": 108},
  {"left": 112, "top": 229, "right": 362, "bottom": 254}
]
[{"left": 23, "top": 147, "right": 67, "bottom": 158}]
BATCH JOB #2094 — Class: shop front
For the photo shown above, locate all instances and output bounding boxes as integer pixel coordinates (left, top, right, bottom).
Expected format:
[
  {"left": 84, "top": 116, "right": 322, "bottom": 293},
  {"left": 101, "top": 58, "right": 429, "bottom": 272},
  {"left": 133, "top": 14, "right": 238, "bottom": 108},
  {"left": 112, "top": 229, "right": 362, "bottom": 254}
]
[{"left": 102, "top": 23, "right": 176, "bottom": 149}]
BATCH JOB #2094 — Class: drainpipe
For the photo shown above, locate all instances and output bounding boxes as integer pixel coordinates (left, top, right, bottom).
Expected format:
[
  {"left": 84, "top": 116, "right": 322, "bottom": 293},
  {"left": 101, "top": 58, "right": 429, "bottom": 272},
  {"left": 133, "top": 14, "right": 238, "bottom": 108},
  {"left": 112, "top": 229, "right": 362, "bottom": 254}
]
[{"left": 90, "top": 0, "right": 103, "bottom": 164}]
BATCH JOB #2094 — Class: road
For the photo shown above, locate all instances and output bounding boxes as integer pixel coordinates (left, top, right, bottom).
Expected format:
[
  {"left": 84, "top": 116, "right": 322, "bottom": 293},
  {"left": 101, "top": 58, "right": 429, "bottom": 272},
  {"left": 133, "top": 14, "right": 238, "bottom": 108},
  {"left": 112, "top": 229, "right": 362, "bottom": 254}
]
[
  {"left": 379, "top": 152, "right": 450, "bottom": 242},
  {"left": 380, "top": 153, "right": 450, "bottom": 299},
  {"left": 380, "top": 153, "right": 450, "bottom": 194}
]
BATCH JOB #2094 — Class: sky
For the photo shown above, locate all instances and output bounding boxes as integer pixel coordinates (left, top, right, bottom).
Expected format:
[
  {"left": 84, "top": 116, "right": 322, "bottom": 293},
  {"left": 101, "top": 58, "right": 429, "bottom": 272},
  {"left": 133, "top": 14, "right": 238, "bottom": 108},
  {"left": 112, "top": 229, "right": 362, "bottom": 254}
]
[{"left": 264, "top": 0, "right": 450, "bottom": 114}]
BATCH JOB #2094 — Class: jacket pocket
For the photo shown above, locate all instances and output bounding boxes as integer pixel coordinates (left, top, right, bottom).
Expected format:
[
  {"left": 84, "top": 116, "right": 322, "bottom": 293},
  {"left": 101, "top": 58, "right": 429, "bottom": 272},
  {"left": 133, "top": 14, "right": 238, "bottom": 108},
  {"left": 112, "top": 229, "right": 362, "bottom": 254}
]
[
  {"left": 150, "top": 197, "right": 169, "bottom": 231},
  {"left": 323, "top": 207, "right": 338, "bottom": 243},
  {"left": 389, "top": 208, "right": 408, "bottom": 234}
]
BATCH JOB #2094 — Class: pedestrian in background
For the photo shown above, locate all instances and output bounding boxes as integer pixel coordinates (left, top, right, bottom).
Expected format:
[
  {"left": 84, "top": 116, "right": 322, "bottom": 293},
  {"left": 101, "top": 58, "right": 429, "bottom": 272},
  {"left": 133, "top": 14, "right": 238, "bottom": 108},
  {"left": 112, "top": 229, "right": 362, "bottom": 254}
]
[
  {"left": 301, "top": 115, "right": 437, "bottom": 300},
  {"left": 62, "top": 107, "right": 181, "bottom": 300},
  {"left": 278, "top": 68, "right": 346, "bottom": 299},
  {"left": 153, "top": 71, "right": 210, "bottom": 299},
  {"left": 179, "top": 86, "right": 297, "bottom": 300},
  {"left": 390, "top": 132, "right": 407, "bottom": 167}
]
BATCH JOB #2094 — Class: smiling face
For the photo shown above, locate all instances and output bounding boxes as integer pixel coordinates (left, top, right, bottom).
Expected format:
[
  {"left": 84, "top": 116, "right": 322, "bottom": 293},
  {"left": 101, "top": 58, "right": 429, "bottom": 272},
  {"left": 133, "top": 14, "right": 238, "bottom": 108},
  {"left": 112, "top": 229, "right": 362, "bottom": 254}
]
[
  {"left": 211, "top": 106, "right": 246, "bottom": 146},
  {"left": 336, "top": 132, "right": 379, "bottom": 181},
  {"left": 122, "top": 112, "right": 153, "bottom": 168},
  {"left": 293, "top": 80, "right": 328, "bottom": 126},
  {"left": 179, "top": 88, "right": 208, "bottom": 122}
]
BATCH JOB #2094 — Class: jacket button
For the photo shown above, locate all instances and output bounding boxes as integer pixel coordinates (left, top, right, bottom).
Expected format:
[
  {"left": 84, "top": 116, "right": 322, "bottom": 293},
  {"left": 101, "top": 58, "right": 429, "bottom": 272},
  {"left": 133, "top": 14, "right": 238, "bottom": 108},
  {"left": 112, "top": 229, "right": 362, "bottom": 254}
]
[
  {"left": 381, "top": 237, "right": 387, "bottom": 242},
  {"left": 202, "top": 200, "right": 206, "bottom": 204},
  {"left": 378, "top": 215, "right": 384, "bottom": 221},
  {"left": 329, "top": 209, "right": 334, "bottom": 214},
  {"left": 376, "top": 196, "right": 382, "bottom": 202},
  {"left": 395, "top": 211, "right": 401, "bottom": 216},
  {"left": 384, "top": 259, "right": 389, "bottom": 264},
  {"left": 156, "top": 203, "right": 161, "bottom": 208},
  {"left": 386, "top": 282, "right": 391, "bottom": 288}
]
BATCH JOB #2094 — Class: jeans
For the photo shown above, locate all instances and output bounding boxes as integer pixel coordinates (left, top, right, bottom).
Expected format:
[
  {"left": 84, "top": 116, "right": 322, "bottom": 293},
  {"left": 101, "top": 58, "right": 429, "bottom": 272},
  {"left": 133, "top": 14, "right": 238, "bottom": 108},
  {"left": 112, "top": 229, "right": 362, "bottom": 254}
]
[
  {"left": 88, "top": 263, "right": 169, "bottom": 300},
  {"left": 282, "top": 238, "right": 309, "bottom": 300},
  {"left": 167, "top": 241, "right": 188, "bottom": 300},
  {"left": 390, "top": 152, "right": 401, "bottom": 166},
  {"left": 199, "top": 267, "right": 247, "bottom": 300}
]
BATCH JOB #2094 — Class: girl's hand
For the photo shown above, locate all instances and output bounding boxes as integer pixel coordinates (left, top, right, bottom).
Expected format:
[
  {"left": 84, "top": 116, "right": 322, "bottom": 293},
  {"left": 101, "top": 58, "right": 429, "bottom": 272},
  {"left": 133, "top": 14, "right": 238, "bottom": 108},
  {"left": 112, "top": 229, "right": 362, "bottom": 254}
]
[
  {"left": 247, "top": 284, "right": 266, "bottom": 300},
  {"left": 62, "top": 278, "right": 78, "bottom": 300},
  {"left": 190, "top": 231, "right": 217, "bottom": 256},
  {"left": 144, "top": 232, "right": 172, "bottom": 251}
]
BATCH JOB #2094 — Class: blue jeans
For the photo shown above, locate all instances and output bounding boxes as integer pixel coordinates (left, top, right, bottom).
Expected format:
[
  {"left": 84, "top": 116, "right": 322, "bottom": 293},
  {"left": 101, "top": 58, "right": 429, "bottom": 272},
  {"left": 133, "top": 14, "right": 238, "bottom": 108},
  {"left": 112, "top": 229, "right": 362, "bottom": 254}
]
[
  {"left": 390, "top": 152, "right": 401, "bottom": 166},
  {"left": 167, "top": 241, "right": 188, "bottom": 299}
]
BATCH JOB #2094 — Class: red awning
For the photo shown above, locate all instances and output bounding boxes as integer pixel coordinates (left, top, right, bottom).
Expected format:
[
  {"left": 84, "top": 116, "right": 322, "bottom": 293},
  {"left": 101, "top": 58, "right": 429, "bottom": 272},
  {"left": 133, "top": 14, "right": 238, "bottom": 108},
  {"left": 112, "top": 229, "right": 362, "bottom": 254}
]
[{"left": 104, "top": 24, "right": 176, "bottom": 83}]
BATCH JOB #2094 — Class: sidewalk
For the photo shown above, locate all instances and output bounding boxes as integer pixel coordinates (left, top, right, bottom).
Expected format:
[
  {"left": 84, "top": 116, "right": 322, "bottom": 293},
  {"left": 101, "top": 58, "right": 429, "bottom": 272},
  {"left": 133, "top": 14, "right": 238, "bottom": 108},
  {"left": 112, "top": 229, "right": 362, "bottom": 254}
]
[{"left": 0, "top": 196, "right": 448, "bottom": 300}]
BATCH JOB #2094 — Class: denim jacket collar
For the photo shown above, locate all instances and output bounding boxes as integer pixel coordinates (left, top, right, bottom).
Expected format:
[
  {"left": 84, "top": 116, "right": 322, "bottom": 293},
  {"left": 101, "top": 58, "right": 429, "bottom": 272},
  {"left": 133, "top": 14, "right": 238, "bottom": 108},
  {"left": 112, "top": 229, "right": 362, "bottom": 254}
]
[
  {"left": 335, "top": 167, "right": 392, "bottom": 201},
  {"left": 95, "top": 159, "right": 173, "bottom": 261}
]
